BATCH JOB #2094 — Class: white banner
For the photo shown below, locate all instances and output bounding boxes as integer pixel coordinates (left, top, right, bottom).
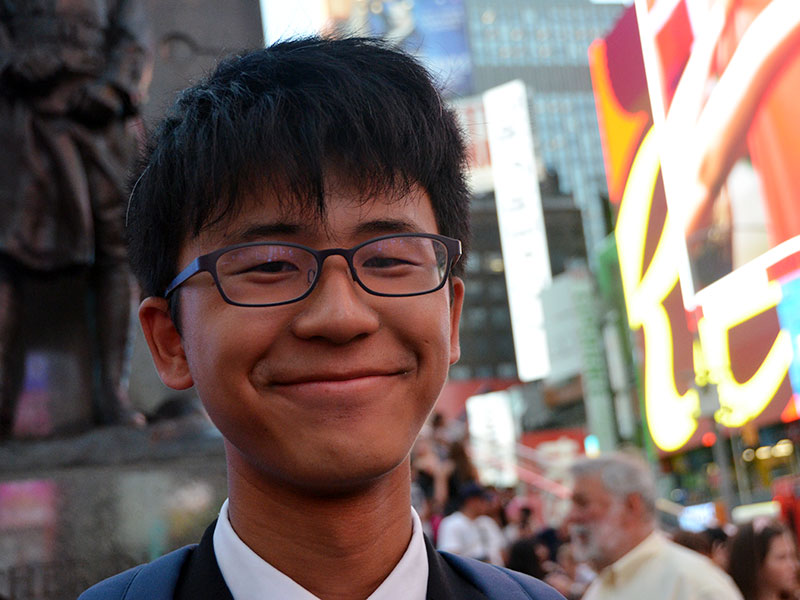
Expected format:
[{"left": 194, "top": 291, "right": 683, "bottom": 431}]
[
  {"left": 467, "top": 390, "right": 518, "bottom": 488},
  {"left": 483, "top": 80, "right": 552, "bottom": 381}
]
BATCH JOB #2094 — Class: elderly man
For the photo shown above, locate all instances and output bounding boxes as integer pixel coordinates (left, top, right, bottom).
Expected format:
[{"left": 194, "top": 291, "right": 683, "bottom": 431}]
[{"left": 568, "top": 452, "right": 742, "bottom": 600}]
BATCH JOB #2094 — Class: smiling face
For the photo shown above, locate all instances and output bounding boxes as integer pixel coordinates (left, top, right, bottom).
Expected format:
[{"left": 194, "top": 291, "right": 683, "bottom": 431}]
[{"left": 140, "top": 179, "right": 463, "bottom": 495}]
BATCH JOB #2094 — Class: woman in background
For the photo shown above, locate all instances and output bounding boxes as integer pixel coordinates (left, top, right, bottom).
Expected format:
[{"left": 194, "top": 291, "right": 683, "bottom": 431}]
[{"left": 727, "top": 519, "right": 800, "bottom": 600}]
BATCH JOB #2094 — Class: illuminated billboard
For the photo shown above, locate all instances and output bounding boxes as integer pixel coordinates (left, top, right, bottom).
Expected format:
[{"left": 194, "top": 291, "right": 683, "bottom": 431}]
[
  {"left": 324, "top": 0, "right": 473, "bottom": 96},
  {"left": 590, "top": 1, "right": 800, "bottom": 452},
  {"left": 483, "top": 81, "right": 552, "bottom": 382}
]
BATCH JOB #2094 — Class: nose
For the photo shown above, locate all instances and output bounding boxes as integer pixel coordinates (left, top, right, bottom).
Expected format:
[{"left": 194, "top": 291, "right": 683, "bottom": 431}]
[
  {"left": 290, "top": 255, "right": 380, "bottom": 344},
  {"left": 564, "top": 509, "right": 575, "bottom": 528},
  {"left": 564, "top": 504, "right": 582, "bottom": 528}
]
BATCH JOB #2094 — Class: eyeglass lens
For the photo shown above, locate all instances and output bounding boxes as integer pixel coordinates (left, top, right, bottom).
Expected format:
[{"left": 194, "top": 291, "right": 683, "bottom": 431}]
[{"left": 215, "top": 236, "right": 449, "bottom": 305}]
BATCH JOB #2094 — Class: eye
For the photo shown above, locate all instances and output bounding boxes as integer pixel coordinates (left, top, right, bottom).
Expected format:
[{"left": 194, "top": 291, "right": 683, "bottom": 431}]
[
  {"left": 245, "top": 260, "right": 299, "bottom": 274},
  {"left": 220, "top": 245, "right": 310, "bottom": 278},
  {"left": 361, "top": 255, "right": 413, "bottom": 268}
]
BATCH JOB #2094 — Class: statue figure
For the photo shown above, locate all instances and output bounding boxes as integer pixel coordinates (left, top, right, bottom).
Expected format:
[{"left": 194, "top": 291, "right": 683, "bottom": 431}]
[{"left": 0, "top": 0, "right": 152, "bottom": 436}]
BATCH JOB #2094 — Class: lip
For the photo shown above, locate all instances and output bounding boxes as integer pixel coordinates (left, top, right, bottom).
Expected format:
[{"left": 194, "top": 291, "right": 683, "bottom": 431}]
[
  {"left": 269, "top": 372, "right": 410, "bottom": 406},
  {"left": 272, "top": 369, "right": 408, "bottom": 386}
]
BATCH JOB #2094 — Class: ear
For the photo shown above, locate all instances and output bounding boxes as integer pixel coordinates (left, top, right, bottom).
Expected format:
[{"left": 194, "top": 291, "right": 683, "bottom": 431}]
[
  {"left": 138, "top": 297, "right": 194, "bottom": 390},
  {"left": 624, "top": 492, "right": 648, "bottom": 523},
  {"left": 449, "top": 277, "right": 465, "bottom": 365}
]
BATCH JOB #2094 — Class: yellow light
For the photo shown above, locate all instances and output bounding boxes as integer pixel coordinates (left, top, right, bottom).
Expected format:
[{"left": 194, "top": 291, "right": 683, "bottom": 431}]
[
  {"left": 615, "top": 124, "right": 793, "bottom": 451},
  {"left": 615, "top": 127, "right": 698, "bottom": 452},
  {"left": 755, "top": 446, "right": 772, "bottom": 460},
  {"left": 488, "top": 258, "right": 504, "bottom": 273},
  {"left": 742, "top": 448, "right": 755, "bottom": 462},
  {"left": 696, "top": 269, "right": 791, "bottom": 429},
  {"left": 772, "top": 440, "right": 794, "bottom": 458}
]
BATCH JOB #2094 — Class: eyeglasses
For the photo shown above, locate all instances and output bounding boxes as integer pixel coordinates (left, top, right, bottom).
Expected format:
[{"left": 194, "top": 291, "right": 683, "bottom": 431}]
[{"left": 164, "top": 233, "right": 462, "bottom": 307}]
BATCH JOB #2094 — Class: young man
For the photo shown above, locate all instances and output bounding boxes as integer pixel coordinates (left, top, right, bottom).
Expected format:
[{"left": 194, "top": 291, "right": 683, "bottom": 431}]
[{"left": 79, "top": 38, "right": 564, "bottom": 599}]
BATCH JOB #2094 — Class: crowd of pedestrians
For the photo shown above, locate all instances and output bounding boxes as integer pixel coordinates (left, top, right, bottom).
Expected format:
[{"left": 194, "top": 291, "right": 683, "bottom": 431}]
[
  {"left": 409, "top": 419, "right": 595, "bottom": 598},
  {"left": 411, "top": 426, "right": 800, "bottom": 600}
]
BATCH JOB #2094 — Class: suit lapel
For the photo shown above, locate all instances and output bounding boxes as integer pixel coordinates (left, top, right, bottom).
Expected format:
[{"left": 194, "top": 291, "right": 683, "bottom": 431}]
[
  {"left": 424, "top": 535, "right": 490, "bottom": 600},
  {"left": 175, "top": 521, "right": 234, "bottom": 600},
  {"left": 175, "top": 522, "right": 489, "bottom": 600}
]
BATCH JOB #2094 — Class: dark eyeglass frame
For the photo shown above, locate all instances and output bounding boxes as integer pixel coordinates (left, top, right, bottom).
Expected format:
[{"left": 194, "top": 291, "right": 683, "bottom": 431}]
[{"left": 163, "top": 232, "right": 462, "bottom": 307}]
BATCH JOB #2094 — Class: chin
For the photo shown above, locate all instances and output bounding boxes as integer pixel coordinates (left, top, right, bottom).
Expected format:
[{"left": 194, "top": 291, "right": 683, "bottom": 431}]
[
  {"left": 285, "top": 457, "right": 411, "bottom": 497},
  {"left": 273, "top": 437, "right": 413, "bottom": 492}
]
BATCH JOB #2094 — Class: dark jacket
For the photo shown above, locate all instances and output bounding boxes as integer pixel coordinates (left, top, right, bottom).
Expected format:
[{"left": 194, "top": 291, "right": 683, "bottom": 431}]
[{"left": 79, "top": 522, "right": 565, "bottom": 599}]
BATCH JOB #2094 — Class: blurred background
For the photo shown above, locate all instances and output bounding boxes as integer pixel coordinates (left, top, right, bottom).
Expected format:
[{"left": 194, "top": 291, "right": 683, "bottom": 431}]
[{"left": 5, "top": 0, "right": 800, "bottom": 597}]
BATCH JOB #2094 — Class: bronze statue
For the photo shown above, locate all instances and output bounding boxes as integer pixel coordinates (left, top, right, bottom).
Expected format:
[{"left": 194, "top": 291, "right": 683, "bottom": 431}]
[{"left": 0, "top": 0, "right": 152, "bottom": 436}]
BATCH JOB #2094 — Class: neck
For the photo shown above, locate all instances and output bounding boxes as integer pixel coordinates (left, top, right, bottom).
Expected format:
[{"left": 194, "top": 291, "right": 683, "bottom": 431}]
[{"left": 224, "top": 445, "right": 415, "bottom": 600}]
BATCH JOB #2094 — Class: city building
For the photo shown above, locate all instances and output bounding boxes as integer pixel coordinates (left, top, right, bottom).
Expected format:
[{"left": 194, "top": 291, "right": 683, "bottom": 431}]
[
  {"left": 453, "top": 171, "right": 587, "bottom": 381},
  {"left": 465, "top": 0, "right": 624, "bottom": 255}
]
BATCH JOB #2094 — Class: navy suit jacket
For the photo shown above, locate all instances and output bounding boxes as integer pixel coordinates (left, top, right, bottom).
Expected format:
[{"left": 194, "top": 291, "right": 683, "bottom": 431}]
[{"left": 80, "top": 521, "right": 565, "bottom": 599}]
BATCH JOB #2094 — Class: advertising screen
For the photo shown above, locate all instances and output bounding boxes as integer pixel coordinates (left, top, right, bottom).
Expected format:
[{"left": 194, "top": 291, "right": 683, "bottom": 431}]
[
  {"left": 325, "top": 0, "right": 473, "bottom": 96},
  {"left": 590, "top": 1, "right": 800, "bottom": 452},
  {"left": 635, "top": 0, "right": 800, "bottom": 299}
]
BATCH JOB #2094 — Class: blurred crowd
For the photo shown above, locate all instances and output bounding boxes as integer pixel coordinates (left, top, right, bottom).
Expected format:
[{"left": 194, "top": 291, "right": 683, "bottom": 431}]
[{"left": 411, "top": 416, "right": 800, "bottom": 600}]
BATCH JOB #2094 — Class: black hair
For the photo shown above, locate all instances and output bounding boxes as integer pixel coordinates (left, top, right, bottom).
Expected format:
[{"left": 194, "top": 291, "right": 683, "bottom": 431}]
[
  {"left": 506, "top": 537, "right": 546, "bottom": 579},
  {"left": 126, "top": 36, "right": 470, "bottom": 299},
  {"left": 727, "top": 520, "right": 792, "bottom": 600}
]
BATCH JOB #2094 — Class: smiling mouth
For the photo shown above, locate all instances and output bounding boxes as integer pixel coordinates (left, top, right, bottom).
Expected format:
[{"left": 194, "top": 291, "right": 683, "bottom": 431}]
[{"left": 272, "top": 370, "right": 409, "bottom": 386}]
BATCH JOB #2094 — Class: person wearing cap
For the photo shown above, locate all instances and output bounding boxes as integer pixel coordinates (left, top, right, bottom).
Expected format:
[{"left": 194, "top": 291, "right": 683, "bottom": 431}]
[{"left": 437, "top": 483, "right": 496, "bottom": 562}]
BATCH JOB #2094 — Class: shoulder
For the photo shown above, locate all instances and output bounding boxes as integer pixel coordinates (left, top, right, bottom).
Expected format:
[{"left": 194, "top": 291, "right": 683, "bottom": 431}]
[
  {"left": 78, "top": 545, "right": 196, "bottom": 600},
  {"left": 440, "top": 551, "right": 566, "bottom": 599},
  {"left": 437, "top": 512, "right": 467, "bottom": 533},
  {"left": 659, "top": 538, "right": 721, "bottom": 571},
  {"left": 440, "top": 511, "right": 464, "bottom": 522},
  {"left": 657, "top": 540, "right": 743, "bottom": 598}
]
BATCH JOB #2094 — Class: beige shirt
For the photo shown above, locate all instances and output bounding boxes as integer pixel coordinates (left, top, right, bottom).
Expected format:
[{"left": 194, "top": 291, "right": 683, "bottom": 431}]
[{"left": 583, "top": 531, "right": 743, "bottom": 600}]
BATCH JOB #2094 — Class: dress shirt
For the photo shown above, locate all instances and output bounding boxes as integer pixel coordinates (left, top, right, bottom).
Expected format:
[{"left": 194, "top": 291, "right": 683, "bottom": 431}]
[
  {"left": 213, "top": 499, "right": 428, "bottom": 600},
  {"left": 582, "top": 531, "right": 743, "bottom": 600}
]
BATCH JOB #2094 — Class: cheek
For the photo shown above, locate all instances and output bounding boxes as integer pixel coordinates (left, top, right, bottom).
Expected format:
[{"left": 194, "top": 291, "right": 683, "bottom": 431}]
[
  {"left": 585, "top": 503, "right": 608, "bottom": 524},
  {"left": 394, "top": 299, "right": 453, "bottom": 358},
  {"left": 179, "top": 302, "right": 279, "bottom": 402},
  {"left": 762, "top": 557, "right": 793, "bottom": 587}
]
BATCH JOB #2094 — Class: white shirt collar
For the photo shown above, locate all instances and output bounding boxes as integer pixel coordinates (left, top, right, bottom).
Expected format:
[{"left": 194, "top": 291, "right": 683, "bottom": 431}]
[{"left": 213, "top": 499, "right": 429, "bottom": 600}]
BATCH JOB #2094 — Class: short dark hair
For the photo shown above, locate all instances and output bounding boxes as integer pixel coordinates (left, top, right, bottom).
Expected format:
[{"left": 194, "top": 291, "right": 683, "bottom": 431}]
[{"left": 126, "top": 36, "right": 470, "bottom": 299}]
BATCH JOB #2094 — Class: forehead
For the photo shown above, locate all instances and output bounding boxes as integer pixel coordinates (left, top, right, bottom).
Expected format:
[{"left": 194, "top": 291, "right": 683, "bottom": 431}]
[
  {"left": 572, "top": 474, "right": 611, "bottom": 504},
  {"left": 768, "top": 532, "right": 794, "bottom": 553},
  {"left": 186, "top": 179, "right": 439, "bottom": 256}
]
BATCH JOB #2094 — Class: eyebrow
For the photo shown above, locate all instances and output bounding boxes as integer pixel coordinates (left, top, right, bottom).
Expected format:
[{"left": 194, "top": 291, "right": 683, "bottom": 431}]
[
  {"left": 350, "top": 218, "right": 425, "bottom": 237},
  {"left": 229, "top": 218, "right": 426, "bottom": 245},
  {"left": 227, "top": 222, "right": 302, "bottom": 243}
]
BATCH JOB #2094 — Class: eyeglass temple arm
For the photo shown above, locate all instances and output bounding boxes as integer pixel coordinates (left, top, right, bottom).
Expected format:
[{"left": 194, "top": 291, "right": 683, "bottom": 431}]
[
  {"left": 163, "top": 256, "right": 204, "bottom": 298},
  {"left": 449, "top": 239, "right": 463, "bottom": 267}
]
